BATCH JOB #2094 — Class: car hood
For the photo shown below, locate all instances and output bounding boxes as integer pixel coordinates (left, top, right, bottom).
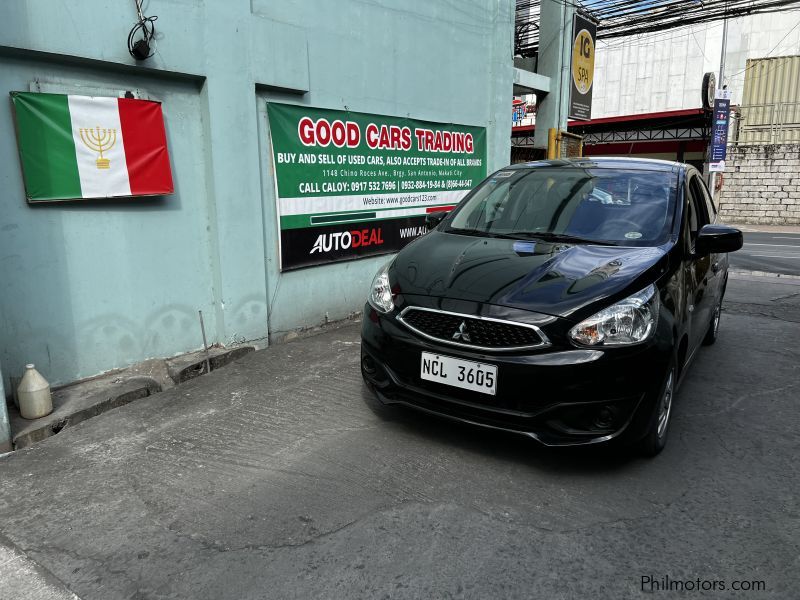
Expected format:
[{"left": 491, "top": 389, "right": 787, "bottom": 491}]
[{"left": 392, "top": 231, "right": 669, "bottom": 319}]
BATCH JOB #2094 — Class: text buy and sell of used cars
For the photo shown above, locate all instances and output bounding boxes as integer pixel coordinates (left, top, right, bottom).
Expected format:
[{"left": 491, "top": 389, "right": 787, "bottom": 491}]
[{"left": 361, "top": 157, "right": 743, "bottom": 456}]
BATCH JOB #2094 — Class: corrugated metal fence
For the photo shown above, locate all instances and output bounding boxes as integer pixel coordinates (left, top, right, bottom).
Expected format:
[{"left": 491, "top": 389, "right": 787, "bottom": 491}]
[{"left": 734, "top": 55, "right": 800, "bottom": 145}]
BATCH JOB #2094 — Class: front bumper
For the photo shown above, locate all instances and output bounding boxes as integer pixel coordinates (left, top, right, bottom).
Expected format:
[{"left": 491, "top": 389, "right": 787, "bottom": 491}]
[{"left": 361, "top": 301, "right": 672, "bottom": 447}]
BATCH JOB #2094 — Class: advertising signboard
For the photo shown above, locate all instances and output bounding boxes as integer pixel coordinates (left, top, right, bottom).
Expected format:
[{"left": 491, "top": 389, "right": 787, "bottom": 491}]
[
  {"left": 267, "top": 103, "right": 487, "bottom": 270},
  {"left": 709, "top": 89, "right": 731, "bottom": 172},
  {"left": 569, "top": 13, "right": 597, "bottom": 121},
  {"left": 513, "top": 98, "right": 525, "bottom": 124}
]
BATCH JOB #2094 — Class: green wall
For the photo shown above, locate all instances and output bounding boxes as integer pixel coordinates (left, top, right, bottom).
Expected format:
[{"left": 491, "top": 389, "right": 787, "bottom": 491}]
[{"left": 0, "top": 0, "right": 514, "bottom": 387}]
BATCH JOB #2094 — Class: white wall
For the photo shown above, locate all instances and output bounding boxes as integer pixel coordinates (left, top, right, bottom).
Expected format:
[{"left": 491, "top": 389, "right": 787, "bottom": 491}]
[
  {"left": 592, "top": 11, "right": 800, "bottom": 117},
  {"left": 719, "top": 144, "right": 800, "bottom": 225}
]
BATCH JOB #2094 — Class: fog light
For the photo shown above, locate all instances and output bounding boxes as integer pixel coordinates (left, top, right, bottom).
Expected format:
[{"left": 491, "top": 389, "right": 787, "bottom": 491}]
[
  {"left": 362, "top": 355, "right": 377, "bottom": 375},
  {"left": 547, "top": 398, "right": 638, "bottom": 437},
  {"left": 593, "top": 405, "right": 618, "bottom": 429}
]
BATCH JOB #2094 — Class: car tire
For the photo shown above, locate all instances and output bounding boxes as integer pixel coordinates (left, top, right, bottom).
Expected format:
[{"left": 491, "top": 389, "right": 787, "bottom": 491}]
[
  {"left": 638, "top": 359, "right": 677, "bottom": 457},
  {"left": 702, "top": 296, "right": 723, "bottom": 346}
]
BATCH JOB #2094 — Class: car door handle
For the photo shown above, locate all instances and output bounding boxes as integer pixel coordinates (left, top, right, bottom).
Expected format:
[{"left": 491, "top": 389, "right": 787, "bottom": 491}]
[{"left": 712, "top": 262, "right": 721, "bottom": 274}]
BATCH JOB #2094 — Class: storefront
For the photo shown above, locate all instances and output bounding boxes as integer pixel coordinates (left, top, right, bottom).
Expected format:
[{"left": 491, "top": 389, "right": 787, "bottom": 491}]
[{"left": 512, "top": 108, "right": 709, "bottom": 169}]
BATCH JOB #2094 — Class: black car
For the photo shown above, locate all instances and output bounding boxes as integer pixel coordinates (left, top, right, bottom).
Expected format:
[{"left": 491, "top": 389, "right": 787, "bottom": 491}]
[{"left": 360, "top": 158, "right": 743, "bottom": 456}]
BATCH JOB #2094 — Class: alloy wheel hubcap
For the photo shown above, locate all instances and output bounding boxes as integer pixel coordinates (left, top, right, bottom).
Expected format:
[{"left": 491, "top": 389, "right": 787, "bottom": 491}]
[{"left": 657, "top": 369, "right": 674, "bottom": 438}]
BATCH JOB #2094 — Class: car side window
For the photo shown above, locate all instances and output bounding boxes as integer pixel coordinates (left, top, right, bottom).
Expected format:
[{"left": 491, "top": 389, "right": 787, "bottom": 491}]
[
  {"left": 686, "top": 176, "right": 710, "bottom": 249},
  {"left": 696, "top": 177, "right": 717, "bottom": 223}
]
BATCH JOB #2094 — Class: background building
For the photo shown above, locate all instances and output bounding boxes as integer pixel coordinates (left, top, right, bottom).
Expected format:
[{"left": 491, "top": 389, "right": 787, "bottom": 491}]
[
  {"left": 513, "top": 11, "right": 800, "bottom": 126},
  {"left": 512, "top": 7, "right": 800, "bottom": 218},
  {"left": 590, "top": 12, "right": 800, "bottom": 225},
  {"left": 592, "top": 12, "right": 800, "bottom": 115}
]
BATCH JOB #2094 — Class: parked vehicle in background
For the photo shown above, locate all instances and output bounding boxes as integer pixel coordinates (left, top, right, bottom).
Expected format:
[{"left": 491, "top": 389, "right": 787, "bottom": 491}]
[{"left": 361, "top": 158, "right": 743, "bottom": 456}]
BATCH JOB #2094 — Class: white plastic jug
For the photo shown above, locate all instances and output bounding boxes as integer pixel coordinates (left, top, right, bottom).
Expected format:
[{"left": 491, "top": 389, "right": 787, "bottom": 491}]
[{"left": 17, "top": 364, "right": 53, "bottom": 419}]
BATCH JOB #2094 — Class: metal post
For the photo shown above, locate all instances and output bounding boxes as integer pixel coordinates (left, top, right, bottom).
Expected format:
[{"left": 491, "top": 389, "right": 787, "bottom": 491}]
[
  {"left": 548, "top": 128, "right": 558, "bottom": 159},
  {"left": 198, "top": 311, "right": 212, "bottom": 375},
  {"left": 719, "top": 5, "right": 729, "bottom": 87},
  {"left": 0, "top": 362, "right": 12, "bottom": 453},
  {"left": 709, "top": 4, "right": 729, "bottom": 193}
]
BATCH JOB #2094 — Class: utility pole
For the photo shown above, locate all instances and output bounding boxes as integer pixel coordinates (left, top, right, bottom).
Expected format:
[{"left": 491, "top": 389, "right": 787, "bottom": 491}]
[
  {"left": 719, "top": 5, "right": 729, "bottom": 87},
  {"left": 534, "top": 0, "right": 576, "bottom": 149},
  {"left": 709, "top": 4, "right": 729, "bottom": 193}
]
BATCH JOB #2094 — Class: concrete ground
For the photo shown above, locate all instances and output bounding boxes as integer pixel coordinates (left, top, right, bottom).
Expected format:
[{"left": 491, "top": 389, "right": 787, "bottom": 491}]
[
  {"left": 1, "top": 275, "right": 798, "bottom": 600},
  {"left": 734, "top": 224, "right": 800, "bottom": 234},
  {"left": 730, "top": 229, "right": 800, "bottom": 276}
]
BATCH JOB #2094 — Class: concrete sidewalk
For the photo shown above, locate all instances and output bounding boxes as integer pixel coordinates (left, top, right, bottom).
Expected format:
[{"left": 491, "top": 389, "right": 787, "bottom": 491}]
[{"left": 0, "top": 277, "right": 798, "bottom": 599}]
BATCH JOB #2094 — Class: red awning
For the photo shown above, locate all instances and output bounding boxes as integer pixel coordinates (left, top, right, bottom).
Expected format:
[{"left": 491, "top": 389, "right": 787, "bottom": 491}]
[{"left": 511, "top": 108, "right": 707, "bottom": 134}]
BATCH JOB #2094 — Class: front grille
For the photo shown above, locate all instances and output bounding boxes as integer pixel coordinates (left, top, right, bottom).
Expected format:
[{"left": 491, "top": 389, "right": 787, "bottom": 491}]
[{"left": 397, "top": 307, "right": 549, "bottom": 351}]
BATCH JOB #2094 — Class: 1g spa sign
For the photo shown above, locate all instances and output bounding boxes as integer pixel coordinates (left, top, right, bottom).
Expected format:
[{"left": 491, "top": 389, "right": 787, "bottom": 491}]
[
  {"left": 267, "top": 103, "right": 487, "bottom": 271},
  {"left": 569, "top": 13, "right": 597, "bottom": 121}
]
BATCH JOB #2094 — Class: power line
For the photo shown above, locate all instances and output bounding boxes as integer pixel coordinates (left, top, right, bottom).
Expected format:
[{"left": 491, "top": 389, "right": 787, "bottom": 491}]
[
  {"left": 515, "top": 0, "right": 800, "bottom": 56},
  {"left": 691, "top": 30, "right": 712, "bottom": 64},
  {"left": 723, "top": 18, "right": 800, "bottom": 84},
  {"left": 595, "top": 20, "right": 726, "bottom": 51}
]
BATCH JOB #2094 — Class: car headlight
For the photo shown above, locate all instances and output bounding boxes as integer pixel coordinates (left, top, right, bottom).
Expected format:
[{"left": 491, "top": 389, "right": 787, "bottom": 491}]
[
  {"left": 569, "top": 284, "right": 660, "bottom": 347},
  {"left": 368, "top": 264, "right": 394, "bottom": 313}
]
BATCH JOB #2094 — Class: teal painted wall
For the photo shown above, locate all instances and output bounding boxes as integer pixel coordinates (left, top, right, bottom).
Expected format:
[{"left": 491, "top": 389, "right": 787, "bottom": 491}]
[{"left": 0, "top": 0, "right": 514, "bottom": 386}]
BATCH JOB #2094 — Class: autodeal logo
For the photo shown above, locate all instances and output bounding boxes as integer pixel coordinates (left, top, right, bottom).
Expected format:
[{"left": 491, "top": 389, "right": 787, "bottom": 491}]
[{"left": 309, "top": 227, "right": 384, "bottom": 254}]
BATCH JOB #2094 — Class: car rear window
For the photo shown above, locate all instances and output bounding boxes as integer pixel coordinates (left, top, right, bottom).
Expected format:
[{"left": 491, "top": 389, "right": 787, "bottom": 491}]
[{"left": 446, "top": 167, "right": 679, "bottom": 245}]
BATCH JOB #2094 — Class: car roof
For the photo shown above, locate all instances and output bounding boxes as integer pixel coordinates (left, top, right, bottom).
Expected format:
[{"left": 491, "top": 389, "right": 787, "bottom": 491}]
[{"left": 506, "top": 157, "right": 685, "bottom": 173}]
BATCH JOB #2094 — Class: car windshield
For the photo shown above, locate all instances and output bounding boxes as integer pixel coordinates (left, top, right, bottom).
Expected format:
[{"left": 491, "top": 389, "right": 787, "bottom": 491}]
[{"left": 446, "top": 167, "right": 678, "bottom": 245}]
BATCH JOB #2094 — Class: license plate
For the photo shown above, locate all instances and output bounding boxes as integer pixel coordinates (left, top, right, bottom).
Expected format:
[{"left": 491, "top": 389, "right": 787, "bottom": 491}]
[{"left": 420, "top": 352, "right": 497, "bottom": 396}]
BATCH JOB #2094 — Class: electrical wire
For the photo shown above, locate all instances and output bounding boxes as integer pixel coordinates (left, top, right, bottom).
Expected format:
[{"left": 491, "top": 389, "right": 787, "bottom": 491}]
[
  {"left": 128, "top": 0, "right": 158, "bottom": 60},
  {"left": 595, "top": 21, "right": 725, "bottom": 51},
  {"left": 515, "top": 0, "right": 800, "bottom": 56},
  {"left": 723, "top": 17, "right": 800, "bottom": 83}
]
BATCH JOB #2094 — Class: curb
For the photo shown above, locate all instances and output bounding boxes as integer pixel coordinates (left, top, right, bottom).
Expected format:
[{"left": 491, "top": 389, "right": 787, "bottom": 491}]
[
  {"left": 729, "top": 269, "right": 800, "bottom": 280},
  {"left": 8, "top": 345, "right": 255, "bottom": 450},
  {"left": 0, "top": 532, "right": 82, "bottom": 600}
]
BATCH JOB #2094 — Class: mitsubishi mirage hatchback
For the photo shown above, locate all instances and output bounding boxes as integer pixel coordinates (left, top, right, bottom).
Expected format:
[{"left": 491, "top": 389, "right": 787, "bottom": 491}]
[{"left": 360, "top": 158, "right": 743, "bottom": 456}]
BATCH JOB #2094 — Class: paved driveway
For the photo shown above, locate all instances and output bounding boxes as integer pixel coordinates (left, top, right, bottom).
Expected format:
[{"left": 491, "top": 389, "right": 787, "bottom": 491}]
[{"left": 1, "top": 276, "right": 798, "bottom": 599}]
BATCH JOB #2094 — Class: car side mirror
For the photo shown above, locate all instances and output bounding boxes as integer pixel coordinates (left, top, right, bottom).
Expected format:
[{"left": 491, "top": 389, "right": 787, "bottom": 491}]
[
  {"left": 695, "top": 224, "right": 743, "bottom": 255},
  {"left": 425, "top": 210, "right": 449, "bottom": 230}
]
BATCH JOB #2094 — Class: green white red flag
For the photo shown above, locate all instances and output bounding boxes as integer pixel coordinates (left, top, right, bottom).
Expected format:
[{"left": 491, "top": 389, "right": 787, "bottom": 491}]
[{"left": 11, "top": 92, "right": 174, "bottom": 201}]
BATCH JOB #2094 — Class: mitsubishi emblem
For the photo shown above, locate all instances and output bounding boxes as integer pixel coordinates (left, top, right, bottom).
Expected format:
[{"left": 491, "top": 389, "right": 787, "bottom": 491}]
[{"left": 452, "top": 321, "right": 471, "bottom": 343}]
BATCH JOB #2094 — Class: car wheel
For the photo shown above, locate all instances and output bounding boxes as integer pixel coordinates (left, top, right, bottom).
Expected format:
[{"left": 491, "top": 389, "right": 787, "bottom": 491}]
[
  {"left": 639, "top": 360, "right": 676, "bottom": 457},
  {"left": 702, "top": 296, "right": 723, "bottom": 346}
]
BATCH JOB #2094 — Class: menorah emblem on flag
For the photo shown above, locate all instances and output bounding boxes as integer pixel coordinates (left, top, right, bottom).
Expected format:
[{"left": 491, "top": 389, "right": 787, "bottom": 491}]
[{"left": 79, "top": 126, "right": 117, "bottom": 169}]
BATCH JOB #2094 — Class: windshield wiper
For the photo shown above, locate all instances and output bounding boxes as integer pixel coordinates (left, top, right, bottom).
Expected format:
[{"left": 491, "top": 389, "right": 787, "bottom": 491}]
[
  {"left": 447, "top": 228, "right": 487, "bottom": 237},
  {"left": 511, "top": 232, "right": 618, "bottom": 246},
  {"left": 447, "top": 228, "right": 521, "bottom": 240},
  {"left": 447, "top": 229, "right": 618, "bottom": 245}
]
